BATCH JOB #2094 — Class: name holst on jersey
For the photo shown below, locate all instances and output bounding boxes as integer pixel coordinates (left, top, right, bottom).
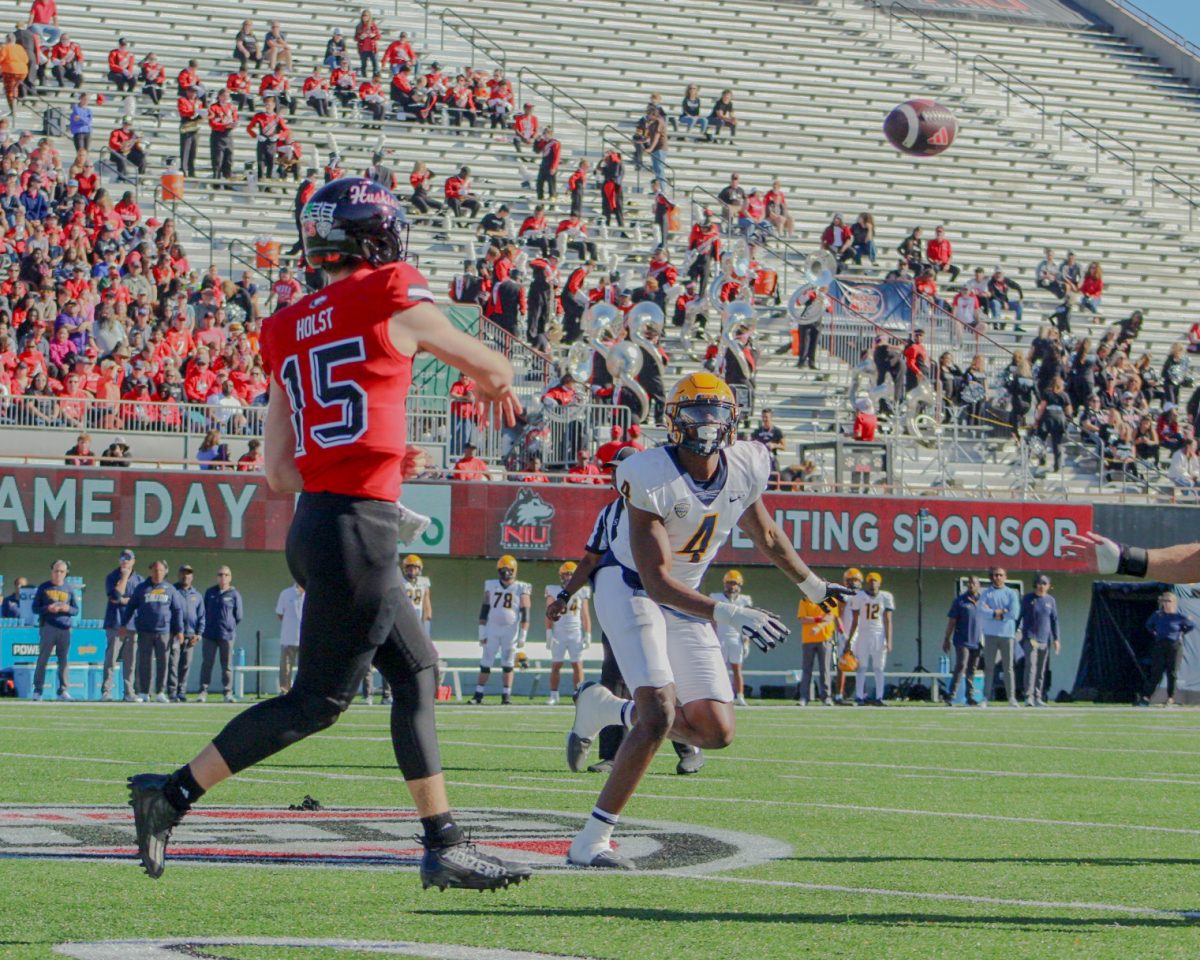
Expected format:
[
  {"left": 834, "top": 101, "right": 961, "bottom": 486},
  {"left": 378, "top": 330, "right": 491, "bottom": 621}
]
[{"left": 296, "top": 305, "right": 335, "bottom": 341}]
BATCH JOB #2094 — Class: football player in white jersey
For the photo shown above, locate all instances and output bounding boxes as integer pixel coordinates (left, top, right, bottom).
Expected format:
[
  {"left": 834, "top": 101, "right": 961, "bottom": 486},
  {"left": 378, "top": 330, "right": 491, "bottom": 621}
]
[
  {"left": 545, "top": 562, "right": 591, "bottom": 705},
  {"left": 561, "top": 372, "right": 852, "bottom": 869},
  {"left": 848, "top": 571, "right": 894, "bottom": 706},
  {"left": 402, "top": 554, "right": 433, "bottom": 637},
  {"left": 708, "top": 570, "right": 752, "bottom": 706},
  {"left": 473, "top": 555, "right": 531, "bottom": 705}
]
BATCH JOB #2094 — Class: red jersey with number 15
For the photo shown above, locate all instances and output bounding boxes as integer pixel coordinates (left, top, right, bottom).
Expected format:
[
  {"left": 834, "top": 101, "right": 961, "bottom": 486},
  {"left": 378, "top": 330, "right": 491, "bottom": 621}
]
[{"left": 260, "top": 261, "right": 433, "bottom": 502}]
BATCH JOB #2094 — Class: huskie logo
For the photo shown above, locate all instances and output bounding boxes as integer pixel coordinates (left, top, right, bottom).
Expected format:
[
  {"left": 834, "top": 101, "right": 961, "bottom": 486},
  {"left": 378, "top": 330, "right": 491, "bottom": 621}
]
[
  {"left": 499, "top": 489, "right": 555, "bottom": 553},
  {"left": 303, "top": 201, "right": 339, "bottom": 239}
]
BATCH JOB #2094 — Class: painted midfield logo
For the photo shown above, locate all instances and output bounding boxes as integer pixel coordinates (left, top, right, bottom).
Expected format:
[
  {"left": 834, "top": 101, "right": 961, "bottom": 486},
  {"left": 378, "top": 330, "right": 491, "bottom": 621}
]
[
  {"left": 4, "top": 806, "right": 789, "bottom": 875},
  {"left": 499, "top": 489, "right": 556, "bottom": 553}
]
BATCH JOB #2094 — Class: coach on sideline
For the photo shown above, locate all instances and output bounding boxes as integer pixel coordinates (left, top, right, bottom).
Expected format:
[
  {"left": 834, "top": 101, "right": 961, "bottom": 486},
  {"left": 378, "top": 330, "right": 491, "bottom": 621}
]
[
  {"left": 980, "top": 567, "right": 1020, "bottom": 706},
  {"left": 198, "top": 566, "right": 243, "bottom": 703},
  {"left": 101, "top": 549, "right": 143, "bottom": 702},
  {"left": 32, "top": 560, "right": 77, "bottom": 700},
  {"left": 1018, "top": 575, "right": 1058, "bottom": 707}
]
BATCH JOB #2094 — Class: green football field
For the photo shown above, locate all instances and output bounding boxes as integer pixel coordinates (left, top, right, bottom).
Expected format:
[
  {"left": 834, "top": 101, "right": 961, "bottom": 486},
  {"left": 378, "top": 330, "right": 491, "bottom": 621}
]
[{"left": 1, "top": 699, "right": 1198, "bottom": 960}]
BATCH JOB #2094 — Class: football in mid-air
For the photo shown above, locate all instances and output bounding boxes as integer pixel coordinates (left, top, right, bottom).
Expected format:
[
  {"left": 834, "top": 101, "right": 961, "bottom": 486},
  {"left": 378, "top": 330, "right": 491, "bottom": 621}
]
[{"left": 883, "top": 98, "right": 958, "bottom": 157}]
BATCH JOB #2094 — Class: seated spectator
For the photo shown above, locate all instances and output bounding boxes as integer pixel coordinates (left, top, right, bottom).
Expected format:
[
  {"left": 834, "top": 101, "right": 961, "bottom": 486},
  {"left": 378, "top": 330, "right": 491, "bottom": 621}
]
[
  {"left": 679, "top": 83, "right": 708, "bottom": 138},
  {"left": 555, "top": 214, "right": 597, "bottom": 260},
  {"left": 1034, "top": 247, "right": 1063, "bottom": 298},
  {"left": 443, "top": 165, "right": 480, "bottom": 219},
  {"left": 1168, "top": 437, "right": 1200, "bottom": 496},
  {"left": 107, "top": 37, "right": 135, "bottom": 92},
  {"left": 260, "top": 64, "right": 296, "bottom": 116},
  {"left": 1104, "top": 421, "right": 1138, "bottom": 482},
  {"left": 207, "top": 379, "right": 245, "bottom": 433},
  {"left": 926, "top": 225, "right": 959, "bottom": 282},
  {"left": 737, "top": 188, "right": 768, "bottom": 242},
  {"left": 139, "top": 52, "right": 165, "bottom": 105},
  {"left": 1134, "top": 414, "right": 1159, "bottom": 466},
  {"left": 196, "top": 427, "right": 230, "bottom": 470},
  {"left": 1079, "top": 394, "right": 1109, "bottom": 449},
  {"left": 986, "top": 267, "right": 1023, "bottom": 330},
  {"left": 709, "top": 88, "right": 737, "bottom": 140},
  {"left": 64, "top": 431, "right": 94, "bottom": 466},
  {"left": 263, "top": 20, "right": 292, "bottom": 72},
  {"left": 303, "top": 66, "right": 331, "bottom": 117},
  {"left": 451, "top": 441, "right": 489, "bottom": 481},
  {"left": 176, "top": 58, "right": 206, "bottom": 100},
  {"left": 237, "top": 438, "right": 263, "bottom": 471},
  {"left": 478, "top": 204, "right": 511, "bottom": 243},
  {"left": 1058, "top": 251, "right": 1083, "bottom": 298},
  {"left": 322, "top": 26, "right": 345, "bottom": 69},
  {"left": 519, "top": 455, "right": 550, "bottom": 483},
  {"left": 566, "top": 448, "right": 604, "bottom": 484},
  {"left": 717, "top": 172, "right": 745, "bottom": 221},
  {"left": 821, "top": 214, "right": 853, "bottom": 263},
  {"left": 48, "top": 33, "right": 84, "bottom": 89},
  {"left": 98, "top": 435, "right": 131, "bottom": 467},
  {"left": 107, "top": 117, "right": 146, "bottom": 180},
  {"left": 1116, "top": 310, "right": 1143, "bottom": 350},
  {"left": 486, "top": 68, "right": 514, "bottom": 128},
  {"left": 1080, "top": 262, "right": 1103, "bottom": 314},
  {"left": 1161, "top": 342, "right": 1189, "bottom": 406},
  {"left": 512, "top": 102, "right": 538, "bottom": 152},
  {"left": 383, "top": 32, "right": 417, "bottom": 75},
  {"left": 226, "top": 63, "right": 253, "bottom": 111},
  {"left": 234, "top": 19, "right": 260, "bottom": 70},
  {"left": 357, "top": 72, "right": 385, "bottom": 123},
  {"left": 897, "top": 227, "right": 924, "bottom": 273},
  {"left": 850, "top": 212, "right": 876, "bottom": 265}
]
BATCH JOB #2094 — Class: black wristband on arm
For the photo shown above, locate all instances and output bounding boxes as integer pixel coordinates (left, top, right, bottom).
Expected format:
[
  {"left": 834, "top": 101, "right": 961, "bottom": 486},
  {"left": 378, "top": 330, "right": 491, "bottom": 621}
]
[
  {"left": 1117, "top": 545, "right": 1149, "bottom": 579},
  {"left": 556, "top": 589, "right": 571, "bottom": 604}
]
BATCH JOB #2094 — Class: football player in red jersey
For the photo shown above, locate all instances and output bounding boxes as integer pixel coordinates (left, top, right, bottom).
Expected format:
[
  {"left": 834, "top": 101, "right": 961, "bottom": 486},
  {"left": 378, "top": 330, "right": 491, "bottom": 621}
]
[{"left": 128, "top": 178, "right": 532, "bottom": 893}]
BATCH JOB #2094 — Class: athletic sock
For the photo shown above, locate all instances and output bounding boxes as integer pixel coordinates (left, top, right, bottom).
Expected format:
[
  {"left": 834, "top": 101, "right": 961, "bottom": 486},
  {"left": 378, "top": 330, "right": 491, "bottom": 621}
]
[
  {"left": 474, "top": 685, "right": 486, "bottom": 696},
  {"left": 163, "top": 765, "right": 205, "bottom": 812},
  {"left": 619, "top": 700, "right": 635, "bottom": 730},
  {"left": 577, "top": 806, "right": 619, "bottom": 849},
  {"left": 421, "top": 811, "right": 465, "bottom": 848}
]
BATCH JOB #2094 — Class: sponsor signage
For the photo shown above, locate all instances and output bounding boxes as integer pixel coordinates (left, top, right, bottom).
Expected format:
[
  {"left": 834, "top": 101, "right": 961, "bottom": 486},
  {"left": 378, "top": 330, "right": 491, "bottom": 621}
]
[{"left": 0, "top": 467, "right": 1091, "bottom": 571}]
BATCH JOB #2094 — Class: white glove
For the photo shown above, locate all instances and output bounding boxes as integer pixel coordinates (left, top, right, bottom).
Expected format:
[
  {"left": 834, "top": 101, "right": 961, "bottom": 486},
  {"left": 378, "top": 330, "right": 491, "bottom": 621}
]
[
  {"left": 1062, "top": 530, "right": 1121, "bottom": 575},
  {"left": 517, "top": 628, "right": 527, "bottom": 650},
  {"left": 713, "top": 602, "right": 789, "bottom": 652},
  {"left": 477, "top": 625, "right": 486, "bottom": 644},
  {"left": 397, "top": 502, "right": 432, "bottom": 543}
]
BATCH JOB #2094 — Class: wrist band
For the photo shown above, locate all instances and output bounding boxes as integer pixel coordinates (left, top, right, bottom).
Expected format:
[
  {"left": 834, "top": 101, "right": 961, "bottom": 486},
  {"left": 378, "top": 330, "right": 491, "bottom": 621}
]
[
  {"left": 556, "top": 589, "right": 571, "bottom": 603},
  {"left": 1116, "top": 545, "right": 1148, "bottom": 578}
]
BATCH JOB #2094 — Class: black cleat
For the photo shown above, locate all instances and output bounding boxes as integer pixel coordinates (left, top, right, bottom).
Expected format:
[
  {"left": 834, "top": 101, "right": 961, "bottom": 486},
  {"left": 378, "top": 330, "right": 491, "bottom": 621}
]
[
  {"left": 586, "top": 759, "right": 614, "bottom": 774},
  {"left": 419, "top": 837, "right": 533, "bottom": 891},
  {"left": 501, "top": 693, "right": 512, "bottom": 705},
  {"left": 126, "top": 773, "right": 185, "bottom": 879}
]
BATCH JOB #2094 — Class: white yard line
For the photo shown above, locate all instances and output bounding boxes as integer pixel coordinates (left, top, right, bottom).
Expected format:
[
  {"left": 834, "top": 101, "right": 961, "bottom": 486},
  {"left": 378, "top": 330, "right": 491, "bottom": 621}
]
[{"left": 658, "top": 873, "right": 1200, "bottom": 921}]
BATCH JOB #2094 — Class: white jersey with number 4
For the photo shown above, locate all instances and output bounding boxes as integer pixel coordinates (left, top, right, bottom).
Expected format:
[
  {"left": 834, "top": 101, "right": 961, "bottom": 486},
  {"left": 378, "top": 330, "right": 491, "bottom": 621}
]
[
  {"left": 849, "top": 590, "right": 894, "bottom": 642},
  {"left": 546, "top": 584, "right": 590, "bottom": 640},
  {"left": 404, "top": 576, "right": 431, "bottom": 614},
  {"left": 484, "top": 579, "right": 530, "bottom": 632},
  {"left": 707, "top": 591, "right": 753, "bottom": 646},
  {"left": 611, "top": 441, "right": 771, "bottom": 590}
]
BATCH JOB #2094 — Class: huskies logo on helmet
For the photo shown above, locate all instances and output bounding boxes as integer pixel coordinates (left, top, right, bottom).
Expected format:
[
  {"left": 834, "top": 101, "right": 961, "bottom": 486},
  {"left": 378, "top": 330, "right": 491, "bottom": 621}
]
[{"left": 303, "top": 201, "right": 338, "bottom": 239}]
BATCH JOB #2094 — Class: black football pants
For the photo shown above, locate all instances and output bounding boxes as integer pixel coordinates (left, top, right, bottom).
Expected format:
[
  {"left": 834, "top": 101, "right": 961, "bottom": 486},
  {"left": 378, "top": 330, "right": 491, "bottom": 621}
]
[{"left": 212, "top": 493, "right": 441, "bottom": 780}]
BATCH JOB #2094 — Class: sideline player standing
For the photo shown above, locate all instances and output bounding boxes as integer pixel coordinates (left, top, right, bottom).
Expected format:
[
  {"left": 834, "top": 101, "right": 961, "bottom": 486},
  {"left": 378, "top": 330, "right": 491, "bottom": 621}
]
[
  {"left": 474, "top": 556, "right": 530, "bottom": 705},
  {"left": 403, "top": 554, "right": 433, "bottom": 638},
  {"left": 708, "top": 570, "right": 751, "bottom": 707},
  {"left": 562, "top": 372, "right": 852, "bottom": 868},
  {"left": 544, "top": 562, "right": 590, "bottom": 705},
  {"left": 848, "top": 571, "right": 893, "bottom": 705},
  {"left": 127, "top": 177, "right": 532, "bottom": 892}
]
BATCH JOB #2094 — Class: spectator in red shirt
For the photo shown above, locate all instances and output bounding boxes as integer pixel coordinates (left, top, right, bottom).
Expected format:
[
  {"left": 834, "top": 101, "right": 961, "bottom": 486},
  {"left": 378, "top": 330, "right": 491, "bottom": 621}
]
[
  {"left": 183, "top": 356, "right": 217, "bottom": 403},
  {"left": 512, "top": 102, "right": 538, "bottom": 152},
  {"left": 407, "top": 160, "right": 441, "bottom": 215},
  {"left": 451, "top": 442, "right": 489, "bottom": 482},
  {"left": 271, "top": 265, "right": 302, "bottom": 310},
  {"left": 566, "top": 448, "right": 604, "bottom": 485},
  {"left": 226, "top": 64, "right": 253, "bottom": 111},
  {"left": 519, "top": 455, "right": 550, "bottom": 483},
  {"left": 595, "top": 425, "right": 626, "bottom": 471},
  {"left": 383, "top": 32, "right": 416, "bottom": 75},
  {"left": 353, "top": 10, "right": 380, "bottom": 77},
  {"left": 444, "top": 165, "right": 480, "bottom": 219},
  {"left": 926, "top": 225, "right": 960, "bottom": 282},
  {"left": 237, "top": 438, "right": 263, "bottom": 472},
  {"left": 107, "top": 37, "right": 135, "bottom": 92},
  {"left": 48, "top": 33, "right": 83, "bottom": 89},
  {"left": 107, "top": 117, "right": 146, "bottom": 180},
  {"left": 139, "top": 52, "right": 165, "bottom": 105},
  {"left": 1080, "top": 262, "right": 1104, "bottom": 315},
  {"left": 359, "top": 72, "right": 386, "bottom": 123},
  {"left": 902, "top": 328, "right": 929, "bottom": 393},
  {"left": 260, "top": 64, "right": 296, "bottom": 116},
  {"left": 27, "top": 0, "right": 60, "bottom": 42},
  {"left": 534, "top": 127, "right": 561, "bottom": 202}
]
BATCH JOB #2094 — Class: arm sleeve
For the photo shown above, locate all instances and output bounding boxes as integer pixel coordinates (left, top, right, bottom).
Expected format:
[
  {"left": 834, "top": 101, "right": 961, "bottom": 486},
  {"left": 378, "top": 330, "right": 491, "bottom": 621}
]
[
  {"left": 171, "top": 590, "right": 184, "bottom": 635},
  {"left": 275, "top": 591, "right": 286, "bottom": 617},
  {"left": 233, "top": 590, "right": 244, "bottom": 624},
  {"left": 66, "top": 589, "right": 78, "bottom": 617},
  {"left": 1050, "top": 601, "right": 1059, "bottom": 642},
  {"left": 195, "top": 597, "right": 205, "bottom": 636},
  {"left": 105, "top": 570, "right": 122, "bottom": 603}
]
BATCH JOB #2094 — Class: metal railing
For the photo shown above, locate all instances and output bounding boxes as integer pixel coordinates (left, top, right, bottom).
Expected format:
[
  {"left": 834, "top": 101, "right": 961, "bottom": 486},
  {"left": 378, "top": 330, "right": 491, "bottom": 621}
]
[
  {"left": 972, "top": 55, "right": 1046, "bottom": 139},
  {"left": 516, "top": 67, "right": 591, "bottom": 156},
  {"left": 1106, "top": 0, "right": 1200, "bottom": 62},
  {"left": 1150, "top": 166, "right": 1200, "bottom": 232},
  {"left": 226, "top": 238, "right": 277, "bottom": 287},
  {"left": 477, "top": 314, "right": 555, "bottom": 387},
  {"left": 437, "top": 8, "right": 508, "bottom": 70},
  {"left": 886, "top": 1, "right": 962, "bottom": 83},
  {"left": 151, "top": 183, "right": 216, "bottom": 268},
  {"left": 1059, "top": 110, "right": 1138, "bottom": 193},
  {"left": 599, "top": 123, "right": 676, "bottom": 192}
]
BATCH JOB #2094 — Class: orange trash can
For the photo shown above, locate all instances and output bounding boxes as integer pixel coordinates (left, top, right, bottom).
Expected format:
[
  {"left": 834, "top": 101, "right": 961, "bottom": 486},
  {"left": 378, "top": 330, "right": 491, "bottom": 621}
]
[
  {"left": 160, "top": 170, "right": 184, "bottom": 201},
  {"left": 255, "top": 238, "right": 280, "bottom": 269}
]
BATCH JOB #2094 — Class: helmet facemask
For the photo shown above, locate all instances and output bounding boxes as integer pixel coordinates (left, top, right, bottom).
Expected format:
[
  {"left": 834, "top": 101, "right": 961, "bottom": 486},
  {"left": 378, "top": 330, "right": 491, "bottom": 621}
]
[{"left": 673, "top": 400, "right": 736, "bottom": 456}]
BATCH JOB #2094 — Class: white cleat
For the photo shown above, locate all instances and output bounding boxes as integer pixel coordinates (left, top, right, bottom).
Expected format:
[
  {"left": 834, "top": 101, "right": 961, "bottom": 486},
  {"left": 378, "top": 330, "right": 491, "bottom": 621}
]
[
  {"left": 224, "top": 693, "right": 236, "bottom": 703},
  {"left": 155, "top": 692, "right": 169, "bottom": 703},
  {"left": 566, "top": 682, "right": 622, "bottom": 773},
  {"left": 567, "top": 837, "right": 635, "bottom": 870},
  {"left": 733, "top": 695, "right": 748, "bottom": 707},
  {"left": 57, "top": 692, "right": 73, "bottom": 701},
  {"left": 547, "top": 691, "right": 560, "bottom": 706},
  {"left": 196, "top": 692, "right": 207, "bottom": 703}
]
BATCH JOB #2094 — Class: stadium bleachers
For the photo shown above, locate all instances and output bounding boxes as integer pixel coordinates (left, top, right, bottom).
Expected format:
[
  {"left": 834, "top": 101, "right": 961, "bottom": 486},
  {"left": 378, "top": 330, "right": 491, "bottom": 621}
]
[{"left": 8, "top": 0, "right": 1200, "bottom": 498}]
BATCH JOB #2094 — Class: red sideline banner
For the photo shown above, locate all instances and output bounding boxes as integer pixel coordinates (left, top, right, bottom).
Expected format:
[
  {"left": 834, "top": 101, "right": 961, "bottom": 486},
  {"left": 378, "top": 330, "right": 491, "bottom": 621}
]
[
  {"left": 0, "top": 470, "right": 294, "bottom": 550},
  {"left": 0, "top": 467, "right": 1092, "bottom": 571},
  {"left": 449, "top": 483, "right": 1094, "bottom": 572}
]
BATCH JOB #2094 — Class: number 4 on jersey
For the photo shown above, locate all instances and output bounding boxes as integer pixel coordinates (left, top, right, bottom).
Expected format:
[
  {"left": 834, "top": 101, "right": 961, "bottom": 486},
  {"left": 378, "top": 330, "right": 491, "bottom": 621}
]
[
  {"left": 677, "top": 513, "right": 718, "bottom": 563},
  {"left": 280, "top": 337, "right": 369, "bottom": 454}
]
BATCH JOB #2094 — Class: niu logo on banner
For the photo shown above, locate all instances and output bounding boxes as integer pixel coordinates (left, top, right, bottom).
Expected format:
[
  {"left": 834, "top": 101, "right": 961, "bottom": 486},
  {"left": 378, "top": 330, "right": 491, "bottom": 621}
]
[
  {"left": 499, "top": 489, "right": 555, "bottom": 552},
  {"left": 928, "top": 126, "right": 951, "bottom": 146}
]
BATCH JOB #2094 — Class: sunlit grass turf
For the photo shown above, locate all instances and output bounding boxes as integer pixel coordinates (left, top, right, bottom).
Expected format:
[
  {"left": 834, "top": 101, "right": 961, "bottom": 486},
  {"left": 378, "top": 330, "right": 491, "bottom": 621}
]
[{"left": 1, "top": 699, "right": 1198, "bottom": 960}]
